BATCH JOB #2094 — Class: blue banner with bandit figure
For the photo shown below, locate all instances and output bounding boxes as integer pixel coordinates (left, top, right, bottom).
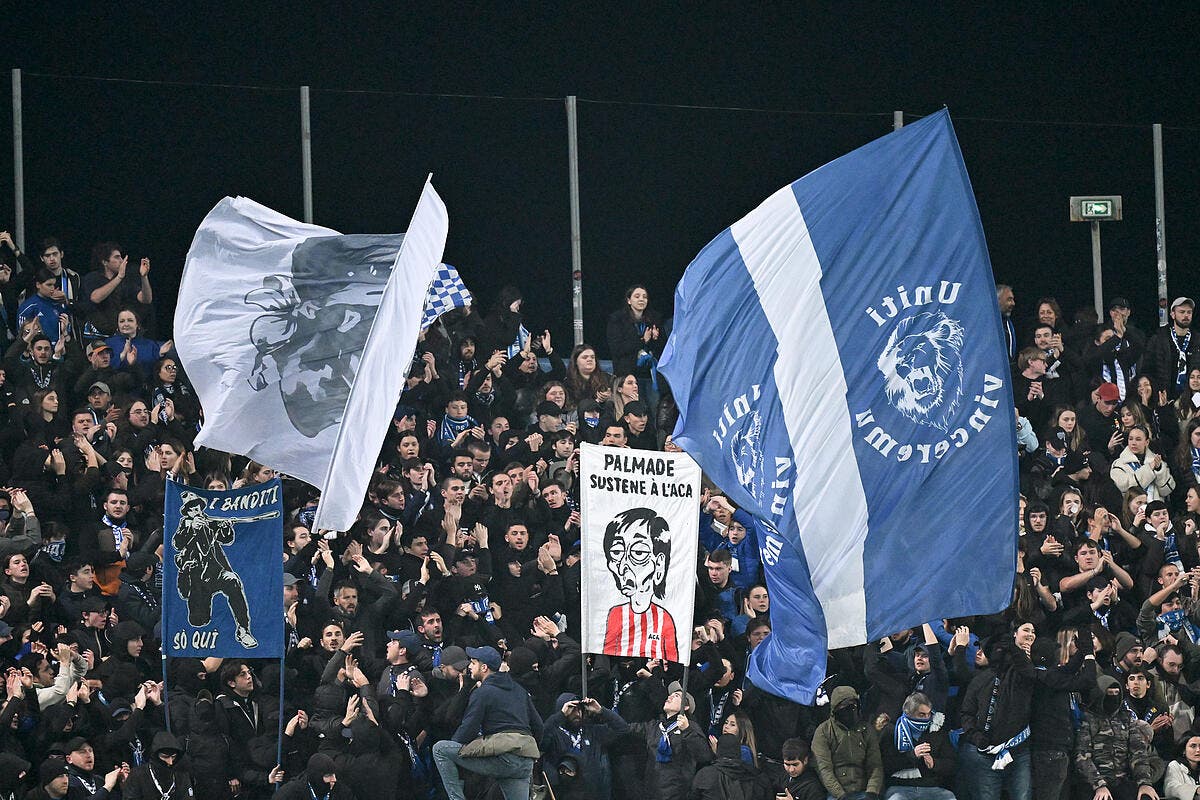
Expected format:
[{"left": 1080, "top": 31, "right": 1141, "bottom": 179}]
[{"left": 163, "top": 478, "right": 284, "bottom": 657}]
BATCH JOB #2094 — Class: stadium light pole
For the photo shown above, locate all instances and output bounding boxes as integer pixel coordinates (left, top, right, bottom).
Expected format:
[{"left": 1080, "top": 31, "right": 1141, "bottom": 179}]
[
  {"left": 1069, "top": 196, "right": 1123, "bottom": 320},
  {"left": 566, "top": 96, "right": 583, "bottom": 347},
  {"left": 1153, "top": 124, "right": 1167, "bottom": 327},
  {"left": 11, "top": 69, "right": 24, "bottom": 251},
  {"left": 301, "top": 86, "right": 313, "bottom": 224}
]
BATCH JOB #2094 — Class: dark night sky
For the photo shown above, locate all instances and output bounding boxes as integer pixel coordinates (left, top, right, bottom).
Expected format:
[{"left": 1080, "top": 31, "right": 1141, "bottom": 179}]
[{"left": 3, "top": 5, "right": 1199, "bottom": 349}]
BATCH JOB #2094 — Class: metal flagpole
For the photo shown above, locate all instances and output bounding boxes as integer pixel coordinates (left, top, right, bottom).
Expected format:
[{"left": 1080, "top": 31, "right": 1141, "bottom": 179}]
[
  {"left": 581, "top": 654, "right": 589, "bottom": 701},
  {"left": 893, "top": 110, "right": 904, "bottom": 131},
  {"left": 1153, "top": 123, "right": 1167, "bottom": 328},
  {"left": 12, "top": 69, "right": 25, "bottom": 251},
  {"left": 300, "top": 86, "right": 313, "bottom": 224},
  {"left": 275, "top": 656, "right": 286, "bottom": 791},
  {"left": 566, "top": 96, "right": 584, "bottom": 347},
  {"left": 161, "top": 652, "right": 171, "bottom": 734}
]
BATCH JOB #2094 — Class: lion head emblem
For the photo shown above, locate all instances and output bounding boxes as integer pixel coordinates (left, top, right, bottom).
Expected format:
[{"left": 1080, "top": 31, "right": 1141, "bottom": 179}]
[{"left": 877, "top": 311, "right": 965, "bottom": 431}]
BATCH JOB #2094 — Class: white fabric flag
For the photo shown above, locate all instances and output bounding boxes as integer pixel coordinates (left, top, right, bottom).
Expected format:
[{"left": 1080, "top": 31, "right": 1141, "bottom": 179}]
[
  {"left": 176, "top": 181, "right": 448, "bottom": 531},
  {"left": 580, "top": 443, "right": 701, "bottom": 665}
]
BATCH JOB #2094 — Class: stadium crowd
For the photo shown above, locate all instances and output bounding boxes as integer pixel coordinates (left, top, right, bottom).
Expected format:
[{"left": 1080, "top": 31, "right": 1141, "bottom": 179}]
[{"left": 0, "top": 231, "right": 1193, "bottom": 800}]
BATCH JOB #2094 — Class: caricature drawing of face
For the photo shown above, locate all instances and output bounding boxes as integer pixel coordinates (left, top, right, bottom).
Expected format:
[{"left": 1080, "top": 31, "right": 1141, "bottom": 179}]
[{"left": 604, "top": 509, "right": 670, "bottom": 614}]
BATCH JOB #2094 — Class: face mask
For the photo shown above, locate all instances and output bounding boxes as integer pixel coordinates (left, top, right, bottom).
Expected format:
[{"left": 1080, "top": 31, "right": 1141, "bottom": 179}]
[
  {"left": 833, "top": 703, "right": 859, "bottom": 727},
  {"left": 1101, "top": 692, "right": 1123, "bottom": 715},
  {"left": 584, "top": 417, "right": 600, "bottom": 428},
  {"left": 0, "top": 509, "right": 10, "bottom": 523}
]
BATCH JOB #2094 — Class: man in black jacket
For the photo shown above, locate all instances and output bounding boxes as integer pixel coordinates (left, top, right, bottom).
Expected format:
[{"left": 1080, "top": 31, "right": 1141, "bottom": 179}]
[
  {"left": 1027, "top": 633, "right": 1100, "bottom": 800},
  {"left": 1140, "top": 297, "right": 1199, "bottom": 398}
]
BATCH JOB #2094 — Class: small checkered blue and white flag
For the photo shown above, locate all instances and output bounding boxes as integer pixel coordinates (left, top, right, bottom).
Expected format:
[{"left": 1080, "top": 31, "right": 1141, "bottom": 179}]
[{"left": 422, "top": 263, "right": 473, "bottom": 329}]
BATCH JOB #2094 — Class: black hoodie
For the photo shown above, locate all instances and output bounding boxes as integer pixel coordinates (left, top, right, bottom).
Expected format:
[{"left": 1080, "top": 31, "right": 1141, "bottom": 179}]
[{"left": 121, "top": 731, "right": 193, "bottom": 800}]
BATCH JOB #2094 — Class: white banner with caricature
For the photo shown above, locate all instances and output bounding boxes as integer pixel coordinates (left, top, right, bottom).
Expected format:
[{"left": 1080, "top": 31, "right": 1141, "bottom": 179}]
[{"left": 581, "top": 443, "right": 701, "bottom": 665}]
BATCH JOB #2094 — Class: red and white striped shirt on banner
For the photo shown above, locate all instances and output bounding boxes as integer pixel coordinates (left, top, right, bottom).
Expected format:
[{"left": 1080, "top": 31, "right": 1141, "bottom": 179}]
[{"left": 603, "top": 602, "right": 679, "bottom": 662}]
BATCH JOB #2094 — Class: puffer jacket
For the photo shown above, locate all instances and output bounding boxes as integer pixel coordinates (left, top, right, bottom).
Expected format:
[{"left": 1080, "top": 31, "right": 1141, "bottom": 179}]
[{"left": 810, "top": 686, "right": 884, "bottom": 798}]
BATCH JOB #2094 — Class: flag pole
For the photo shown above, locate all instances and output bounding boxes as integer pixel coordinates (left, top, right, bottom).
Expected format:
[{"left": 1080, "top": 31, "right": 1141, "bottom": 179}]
[
  {"left": 275, "top": 655, "right": 286, "bottom": 791},
  {"left": 161, "top": 652, "right": 171, "bottom": 734},
  {"left": 581, "top": 652, "right": 588, "bottom": 700}
]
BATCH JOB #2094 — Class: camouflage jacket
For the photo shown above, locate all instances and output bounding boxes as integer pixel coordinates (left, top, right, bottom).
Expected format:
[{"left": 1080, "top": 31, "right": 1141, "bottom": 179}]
[{"left": 1074, "top": 710, "right": 1163, "bottom": 789}]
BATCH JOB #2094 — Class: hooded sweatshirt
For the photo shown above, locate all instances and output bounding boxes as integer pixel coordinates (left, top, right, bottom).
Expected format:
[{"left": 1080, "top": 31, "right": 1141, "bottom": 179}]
[
  {"left": 1074, "top": 674, "right": 1163, "bottom": 790},
  {"left": 121, "top": 732, "right": 194, "bottom": 800}
]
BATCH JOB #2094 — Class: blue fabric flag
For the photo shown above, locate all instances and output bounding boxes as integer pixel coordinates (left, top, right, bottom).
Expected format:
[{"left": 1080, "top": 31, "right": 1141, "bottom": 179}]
[
  {"left": 163, "top": 478, "right": 285, "bottom": 657},
  {"left": 659, "top": 110, "right": 1018, "bottom": 703}
]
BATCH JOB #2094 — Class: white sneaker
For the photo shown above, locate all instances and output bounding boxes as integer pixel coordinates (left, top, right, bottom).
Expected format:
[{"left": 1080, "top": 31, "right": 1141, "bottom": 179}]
[{"left": 235, "top": 627, "right": 258, "bottom": 649}]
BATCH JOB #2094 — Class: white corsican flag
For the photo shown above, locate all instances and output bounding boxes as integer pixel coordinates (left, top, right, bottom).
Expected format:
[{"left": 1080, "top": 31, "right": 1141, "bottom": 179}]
[{"left": 176, "top": 180, "right": 448, "bottom": 532}]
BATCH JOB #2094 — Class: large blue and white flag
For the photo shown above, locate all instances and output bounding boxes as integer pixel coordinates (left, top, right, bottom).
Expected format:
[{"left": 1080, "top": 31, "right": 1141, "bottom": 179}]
[
  {"left": 163, "top": 478, "right": 284, "bottom": 658},
  {"left": 659, "top": 110, "right": 1017, "bottom": 703},
  {"left": 176, "top": 180, "right": 449, "bottom": 532}
]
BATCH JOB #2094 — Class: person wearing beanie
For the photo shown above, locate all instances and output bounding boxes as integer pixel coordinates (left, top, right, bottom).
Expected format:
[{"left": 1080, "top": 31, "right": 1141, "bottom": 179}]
[
  {"left": 689, "top": 732, "right": 771, "bottom": 800},
  {"left": 1110, "top": 632, "right": 1146, "bottom": 680},
  {"left": 121, "top": 731, "right": 192, "bottom": 800},
  {"left": 539, "top": 693, "right": 630, "bottom": 800},
  {"left": 432, "top": 645, "right": 544, "bottom": 800},
  {"left": 627, "top": 680, "right": 711, "bottom": 800},
  {"left": 275, "top": 752, "right": 352, "bottom": 799},
  {"left": 0, "top": 752, "right": 27, "bottom": 800},
  {"left": 30, "top": 757, "right": 67, "bottom": 800}
]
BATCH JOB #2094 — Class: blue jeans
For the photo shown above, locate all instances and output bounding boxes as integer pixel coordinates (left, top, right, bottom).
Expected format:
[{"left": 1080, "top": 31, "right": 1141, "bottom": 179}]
[
  {"left": 955, "top": 743, "right": 1031, "bottom": 800},
  {"left": 885, "top": 787, "right": 956, "bottom": 800},
  {"left": 432, "top": 739, "right": 534, "bottom": 800}
]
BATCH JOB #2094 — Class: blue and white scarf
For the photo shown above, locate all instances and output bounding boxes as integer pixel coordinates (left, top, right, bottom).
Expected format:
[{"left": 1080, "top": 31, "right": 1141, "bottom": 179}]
[
  {"left": 1172, "top": 329, "right": 1192, "bottom": 392},
  {"left": 656, "top": 718, "right": 680, "bottom": 762},
  {"left": 438, "top": 413, "right": 477, "bottom": 445},
  {"left": 893, "top": 713, "right": 931, "bottom": 753},
  {"left": 506, "top": 324, "right": 531, "bottom": 359},
  {"left": 1157, "top": 608, "right": 1200, "bottom": 643},
  {"left": 1191, "top": 447, "right": 1200, "bottom": 481}
]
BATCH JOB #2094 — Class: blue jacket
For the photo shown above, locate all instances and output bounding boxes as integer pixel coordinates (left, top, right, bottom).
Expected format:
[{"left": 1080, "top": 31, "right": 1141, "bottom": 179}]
[
  {"left": 17, "top": 295, "right": 68, "bottom": 346},
  {"left": 699, "top": 509, "right": 762, "bottom": 591},
  {"left": 452, "top": 671, "right": 544, "bottom": 743}
]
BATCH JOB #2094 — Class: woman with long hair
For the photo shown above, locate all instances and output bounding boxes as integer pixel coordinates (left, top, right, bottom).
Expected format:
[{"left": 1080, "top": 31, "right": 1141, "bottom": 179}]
[
  {"left": 234, "top": 461, "right": 275, "bottom": 489},
  {"left": 1111, "top": 425, "right": 1177, "bottom": 502},
  {"left": 1133, "top": 374, "right": 1181, "bottom": 450},
  {"left": 712, "top": 709, "right": 758, "bottom": 766},
  {"left": 606, "top": 284, "right": 665, "bottom": 407},
  {"left": 1175, "top": 418, "right": 1200, "bottom": 508},
  {"left": 606, "top": 372, "right": 640, "bottom": 420},
  {"left": 1051, "top": 405, "right": 1088, "bottom": 452},
  {"left": 24, "top": 388, "right": 66, "bottom": 441},
  {"left": 149, "top": 356, "right": 201, "bottom": 430},
  {"left": 1175, "top": 369, "right": 1200, "bottom": 427},
  {"left": 564, "top": 344, "right": 612, "bottom": 406},
  {"left": 1165, "top": 734, "right": 1200, "bottom": 800}
]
